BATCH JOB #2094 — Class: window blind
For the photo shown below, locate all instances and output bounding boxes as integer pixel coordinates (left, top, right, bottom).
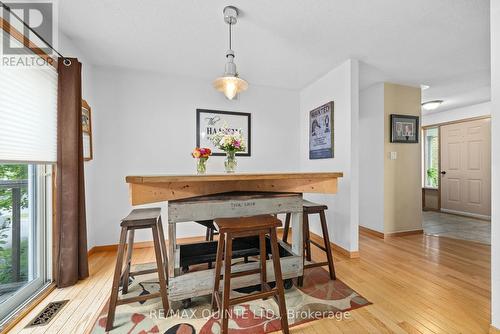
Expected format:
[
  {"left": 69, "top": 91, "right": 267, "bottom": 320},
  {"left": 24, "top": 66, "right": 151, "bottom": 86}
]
[{"left": 0, "top": 32, "right": 58, "bottom": 163}]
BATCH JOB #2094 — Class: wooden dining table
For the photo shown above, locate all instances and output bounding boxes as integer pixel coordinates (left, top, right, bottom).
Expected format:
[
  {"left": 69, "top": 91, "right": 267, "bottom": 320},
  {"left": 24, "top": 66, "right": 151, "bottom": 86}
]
[{"left": 125, "top": 172, "right": 343, "bottom": 303}]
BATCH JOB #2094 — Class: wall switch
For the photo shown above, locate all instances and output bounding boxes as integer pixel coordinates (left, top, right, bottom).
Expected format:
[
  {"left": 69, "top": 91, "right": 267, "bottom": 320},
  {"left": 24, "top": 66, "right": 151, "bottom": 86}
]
[{"left": 389, "top": 152, "right": 397, "bottom": 160}]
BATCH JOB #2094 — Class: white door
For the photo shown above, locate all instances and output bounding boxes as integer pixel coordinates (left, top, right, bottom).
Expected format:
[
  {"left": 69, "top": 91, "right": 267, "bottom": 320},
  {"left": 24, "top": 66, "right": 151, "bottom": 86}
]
[{"left": 440, "top": 118, "right": 491, "bottom": 218}]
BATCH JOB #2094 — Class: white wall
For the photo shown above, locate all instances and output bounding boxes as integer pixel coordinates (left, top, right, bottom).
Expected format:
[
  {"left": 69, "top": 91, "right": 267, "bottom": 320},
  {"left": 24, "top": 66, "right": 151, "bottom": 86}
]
[
  {"left": 299, "top": 59, "right": 359, "bottom": 252},
  {"left": 422, "top": 101, "right": 491, "bottom": 126},
  {"left": 359, "top": 83, "right": 384, "bottom": 232},
  {"left": 58, "top": 33, "right": 94, "bottom": 106},
  {"left": 491, "top": 0, "right": 500, "bottom": 329},
  {"left": 86, "top": 66, "right": 300, "bottom": 247}
]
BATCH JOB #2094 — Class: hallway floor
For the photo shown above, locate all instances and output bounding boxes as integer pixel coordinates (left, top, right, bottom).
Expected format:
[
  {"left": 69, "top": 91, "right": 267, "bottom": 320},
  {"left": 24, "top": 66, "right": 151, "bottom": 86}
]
[{"left": 423, "top": 211, "right": 491, "bottom": 245}]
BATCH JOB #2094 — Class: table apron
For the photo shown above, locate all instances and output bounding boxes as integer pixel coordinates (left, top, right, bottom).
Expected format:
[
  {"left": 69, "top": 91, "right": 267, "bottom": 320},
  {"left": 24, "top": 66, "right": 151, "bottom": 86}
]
[{"left": 167, "top": 195, "right": 303, "bottom": 223}]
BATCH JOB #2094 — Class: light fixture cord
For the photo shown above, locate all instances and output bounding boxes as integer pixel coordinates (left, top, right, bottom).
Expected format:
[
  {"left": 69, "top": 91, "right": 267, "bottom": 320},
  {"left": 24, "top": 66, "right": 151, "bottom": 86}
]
[{"left": 228, "top": 21, "right": 232, "bottom": 50}]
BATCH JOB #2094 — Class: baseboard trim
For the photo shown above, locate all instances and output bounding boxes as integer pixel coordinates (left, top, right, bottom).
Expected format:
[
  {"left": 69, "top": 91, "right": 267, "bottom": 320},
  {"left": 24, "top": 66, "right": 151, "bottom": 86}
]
[
  {"left": 87, "top": 235, "right": 208, "bottom": 257},
  {"left": 308, "top": 231, "right": 360, "bottom": 259},
  {"left": 384, "top": 229, "right": 423, "bottom": 238},
  {"left": 359, "top": 226, "right": 423, "bottom": 239},
  {"left": 359, "top": 226, "right": 384, "bottom": 239},
  {"left": 490, "top": 325, "right": 500, "bottom": 334},
  {"left": 440, "top": 208, "right": 491, "bottom": 221}
]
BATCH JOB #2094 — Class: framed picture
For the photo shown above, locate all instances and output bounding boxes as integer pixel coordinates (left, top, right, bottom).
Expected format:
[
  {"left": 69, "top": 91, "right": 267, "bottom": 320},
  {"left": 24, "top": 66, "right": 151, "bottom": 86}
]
[
  {"left": 196, "top": 109, "right": 251, "bottom": 156},
  {"left": 390, "top": 114, "right": 419, "bottom": 143},
  {"left": 309, "top": 101, "right": 334, "bottom": 159},
  {"left": 82, "top": 100, "right": 93, "bottom": 161}
]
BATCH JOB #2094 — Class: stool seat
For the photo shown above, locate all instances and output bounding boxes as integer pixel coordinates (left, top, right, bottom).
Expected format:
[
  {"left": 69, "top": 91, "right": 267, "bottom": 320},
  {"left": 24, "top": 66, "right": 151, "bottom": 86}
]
[
  {"left": 215, "top": 215, "right": 282, "bottom": 232},
  {"left": 121, "top": 208, "right": 162, "bottom": 227},
  {"left": 302, "top": 200, "right": 328, "bottom": 212}
]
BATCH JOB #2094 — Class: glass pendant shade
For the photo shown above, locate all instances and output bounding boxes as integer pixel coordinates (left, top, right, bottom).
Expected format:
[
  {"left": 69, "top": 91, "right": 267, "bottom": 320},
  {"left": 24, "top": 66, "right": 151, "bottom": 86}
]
[{"left": 213, "top": 75, "right": 248, "bottom": 100}]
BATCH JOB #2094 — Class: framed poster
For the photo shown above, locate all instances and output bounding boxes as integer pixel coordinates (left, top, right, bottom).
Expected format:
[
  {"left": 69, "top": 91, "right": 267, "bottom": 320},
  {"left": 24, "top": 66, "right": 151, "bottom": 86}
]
[
  {"left": 196, "top": 109, "right": 251, "bottom": 156},
  {"left": 82, "top": 100, "right": 93, "bottom": 161},
  {"left": 309, "top": 101, "right": 334, "bottom": 159},
  {"left": 390, "top": 114, "right": 419, "bottom": 143}
]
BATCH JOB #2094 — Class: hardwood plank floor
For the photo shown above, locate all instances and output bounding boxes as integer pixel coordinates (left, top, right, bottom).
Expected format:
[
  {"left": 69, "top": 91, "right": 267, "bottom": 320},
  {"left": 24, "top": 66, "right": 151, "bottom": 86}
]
[{"left": 8, "top": 233, "right": 491, "bottom": 333}]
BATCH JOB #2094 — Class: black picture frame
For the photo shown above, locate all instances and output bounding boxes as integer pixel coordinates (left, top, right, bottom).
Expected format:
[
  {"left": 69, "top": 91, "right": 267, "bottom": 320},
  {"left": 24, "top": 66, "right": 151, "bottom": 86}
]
[
  {"left": 309, "top": 101, "right": 334, "bottom": 159},
  {"left": 196, "top": 109, "right": 251, "bottom": 156},
  {"left": 390, "top": 114, "right": 419, "bottom": 143}
]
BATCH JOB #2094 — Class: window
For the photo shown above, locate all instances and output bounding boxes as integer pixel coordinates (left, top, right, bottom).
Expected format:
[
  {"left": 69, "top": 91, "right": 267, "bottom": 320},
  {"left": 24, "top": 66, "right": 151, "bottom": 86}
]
[
  {"left": 0, "top": 29, "right": 56, "bottom": 323},
  {"left": 423, "top": 127, "right": 439, "bottom": 188},
  {"left": 0, "top": 164, "right": 51, "bottom": 322}
]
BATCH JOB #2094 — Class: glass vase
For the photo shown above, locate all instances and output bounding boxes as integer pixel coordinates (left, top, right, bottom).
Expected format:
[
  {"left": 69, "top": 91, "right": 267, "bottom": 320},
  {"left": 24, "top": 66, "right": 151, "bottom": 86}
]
[
  {"left": 224, "top": 151, "right": 237, "bottom": 173},
  {"left": 196, "top": 158, "right": 207, "bottom": 175}
]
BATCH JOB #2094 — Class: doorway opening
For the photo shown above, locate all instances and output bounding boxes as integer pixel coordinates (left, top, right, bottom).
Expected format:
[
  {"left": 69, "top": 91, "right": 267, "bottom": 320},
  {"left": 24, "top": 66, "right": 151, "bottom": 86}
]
[{"left": 422, "top": 117, "right": 491, "bottom": 244}]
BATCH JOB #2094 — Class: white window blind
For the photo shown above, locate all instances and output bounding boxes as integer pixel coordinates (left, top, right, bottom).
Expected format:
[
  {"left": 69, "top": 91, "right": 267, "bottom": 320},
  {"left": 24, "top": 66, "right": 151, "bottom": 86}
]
[{"left": 0, "top": 33, "right": 58, "bottom": 163}]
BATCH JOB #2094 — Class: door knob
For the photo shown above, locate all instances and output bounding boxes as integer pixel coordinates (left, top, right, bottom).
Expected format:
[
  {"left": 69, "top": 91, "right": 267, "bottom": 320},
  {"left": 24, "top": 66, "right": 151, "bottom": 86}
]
[{"left": 441, "top": 171, "right": 446, "bottom": 175}]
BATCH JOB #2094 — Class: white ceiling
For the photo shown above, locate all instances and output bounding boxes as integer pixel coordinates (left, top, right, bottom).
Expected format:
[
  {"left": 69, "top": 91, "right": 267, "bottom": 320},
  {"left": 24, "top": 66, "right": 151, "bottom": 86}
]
[{"left": 58, "top": 0, "right": 491, "bottom": 110}]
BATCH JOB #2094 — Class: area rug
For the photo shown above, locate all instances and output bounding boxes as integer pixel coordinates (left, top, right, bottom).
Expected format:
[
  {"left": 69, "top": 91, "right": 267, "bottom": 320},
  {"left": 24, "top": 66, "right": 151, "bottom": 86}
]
[{"left": 91, "top": 262, "right": 370, "bottom": 333}]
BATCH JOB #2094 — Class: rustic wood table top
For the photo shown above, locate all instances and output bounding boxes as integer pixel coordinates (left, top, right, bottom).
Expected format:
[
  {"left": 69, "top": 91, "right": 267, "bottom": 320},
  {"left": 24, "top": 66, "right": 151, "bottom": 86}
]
[{"left": 126, "top": 172, "right": 343, "bottom": 205}]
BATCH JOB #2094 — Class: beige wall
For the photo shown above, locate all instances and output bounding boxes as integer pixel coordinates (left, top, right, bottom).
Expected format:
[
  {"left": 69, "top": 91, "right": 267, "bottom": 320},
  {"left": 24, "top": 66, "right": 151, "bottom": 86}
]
[{"left": 384, "top": 83, "right": 423, "bottom": 233}]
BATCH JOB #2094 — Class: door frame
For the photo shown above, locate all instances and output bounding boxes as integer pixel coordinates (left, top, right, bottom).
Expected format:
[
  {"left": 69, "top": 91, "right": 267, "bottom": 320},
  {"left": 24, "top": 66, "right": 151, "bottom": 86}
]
[{"left": 422, "top": 115, "right": 491, "bottom": 215}]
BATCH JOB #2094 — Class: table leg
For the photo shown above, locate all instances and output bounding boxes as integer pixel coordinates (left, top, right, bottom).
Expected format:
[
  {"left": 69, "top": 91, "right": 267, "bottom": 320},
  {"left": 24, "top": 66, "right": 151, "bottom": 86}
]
[
  {"left": 167, "top": 222, "right": 176, "bottom": 278},
  {"left": 290, "top": 209, "right": 304, "bottom": 277}
]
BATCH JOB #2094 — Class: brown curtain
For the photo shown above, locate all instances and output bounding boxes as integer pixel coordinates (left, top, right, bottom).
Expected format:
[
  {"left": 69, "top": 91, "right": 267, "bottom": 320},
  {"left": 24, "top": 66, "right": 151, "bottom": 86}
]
[{"left": 54, "top": 57, "right": 89, "bottom": 287}]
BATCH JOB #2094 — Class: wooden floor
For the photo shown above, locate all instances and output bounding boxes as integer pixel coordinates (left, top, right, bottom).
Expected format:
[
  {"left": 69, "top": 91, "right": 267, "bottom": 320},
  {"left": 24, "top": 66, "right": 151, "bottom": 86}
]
[{"left": 8, "top": 232, "right": 491, "bottom": 334}]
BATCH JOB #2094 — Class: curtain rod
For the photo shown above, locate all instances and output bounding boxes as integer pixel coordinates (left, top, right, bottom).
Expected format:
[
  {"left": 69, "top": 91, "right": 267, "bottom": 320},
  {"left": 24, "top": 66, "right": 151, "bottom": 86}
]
[{"left": 0, "top": 0, "right": 71, "bottom": 65}]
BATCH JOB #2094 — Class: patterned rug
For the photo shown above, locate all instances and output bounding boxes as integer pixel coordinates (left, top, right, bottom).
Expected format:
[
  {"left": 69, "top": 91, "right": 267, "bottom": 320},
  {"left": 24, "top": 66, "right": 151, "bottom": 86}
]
[{"left": 91, "top": 262, "right": 370, "bottom": 333}]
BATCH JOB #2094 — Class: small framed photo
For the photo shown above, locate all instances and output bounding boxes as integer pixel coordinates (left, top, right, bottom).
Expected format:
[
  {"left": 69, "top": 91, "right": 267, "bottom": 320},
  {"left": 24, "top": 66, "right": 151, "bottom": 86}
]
[
  {"left": 196, "top": 109, "right": 251, "bottom": 156},
  {"left": 390, "top": 114, "right": 419, "bottom": 143},
  {"left": 82, "top": 100, "right": 93, "bottom": 161}
]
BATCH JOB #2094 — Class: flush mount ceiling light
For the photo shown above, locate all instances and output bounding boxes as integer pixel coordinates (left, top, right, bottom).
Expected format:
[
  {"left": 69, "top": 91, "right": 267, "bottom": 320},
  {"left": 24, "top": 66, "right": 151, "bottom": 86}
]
[
  {"left": 422, "top": 100, "right": 444, "bottom": 111},
  {"left": 213, "top": 6, "right": 248, "bottom": 100}
]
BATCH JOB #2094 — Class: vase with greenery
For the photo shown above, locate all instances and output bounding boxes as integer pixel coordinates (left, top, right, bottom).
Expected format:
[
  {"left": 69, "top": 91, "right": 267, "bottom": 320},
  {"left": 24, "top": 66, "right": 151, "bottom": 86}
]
[
  {"left": 211, "top": 126, "right": 246, "bottom": 173},
  {"left": 191, "top": 148, "right": 212, "bottom": 174}
]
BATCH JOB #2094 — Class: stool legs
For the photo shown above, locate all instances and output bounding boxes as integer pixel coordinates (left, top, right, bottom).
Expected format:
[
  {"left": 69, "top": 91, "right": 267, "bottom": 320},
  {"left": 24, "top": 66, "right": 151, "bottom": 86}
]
[
  {"left": 213, "top": 227, "right": 289, "bottom": 334},
  {"left": 152, "top": 225, "right": 170, "bottom": 312},
  {"left": 282, "top": 213, "right": 291, "bottom": 244},
  {"left": 107, "top": 222, "right": 169, "bottom": 331},
  {"left": 319, "top": 210, "right": 336, "bottom": 280},
  {"left": 270, "top": 228, "right": 290, "bottom": 334},
  {"left": 157, "top": 218, "right": 169, "bottom": 283},
  {"left": 212, "top": 233, "right": 225, "bottom": 311},
  {"left": 122, "top": 229, "right": 135, "bottom": 294},
  {"left": 106, "top": 227, "right": 128, "bottom": 331},
  {"left": 221, "top": 234, "right": 233, "bottom": 334},
  {"left": 259, "top": 232, "right": 267, "bottom": 293},
  {"left": 303, "top": 213, "right": 312, "bottom": 262}
]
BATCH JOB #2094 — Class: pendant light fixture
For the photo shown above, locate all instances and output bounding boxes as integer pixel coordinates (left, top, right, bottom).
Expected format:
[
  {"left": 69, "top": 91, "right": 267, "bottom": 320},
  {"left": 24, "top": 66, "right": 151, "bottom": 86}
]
[{"left": 213, "top": 6, "right": 248, "bottom": 100}]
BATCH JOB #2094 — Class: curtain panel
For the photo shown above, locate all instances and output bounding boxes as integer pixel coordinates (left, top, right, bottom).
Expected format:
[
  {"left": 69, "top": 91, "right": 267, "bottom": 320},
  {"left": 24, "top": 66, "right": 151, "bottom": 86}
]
[{"left": 54, "top": 58, "right": 89, "bottom": 287}]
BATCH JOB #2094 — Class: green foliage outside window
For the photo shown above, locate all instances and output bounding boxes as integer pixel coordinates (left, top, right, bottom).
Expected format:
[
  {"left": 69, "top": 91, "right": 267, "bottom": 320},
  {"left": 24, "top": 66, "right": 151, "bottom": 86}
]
[
  {"left": 0, "top": 164, "right": 29, "bottom": 284},
  {"left": 427, "top": 167, "right": 439, "bottom": 188}
]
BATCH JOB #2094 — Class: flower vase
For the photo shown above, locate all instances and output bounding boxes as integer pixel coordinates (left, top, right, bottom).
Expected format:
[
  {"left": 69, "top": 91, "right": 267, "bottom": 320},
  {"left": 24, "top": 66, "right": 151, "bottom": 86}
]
[
  {"left": 224, "top": 151, "right": 237, "bottom": 173},
  {"left": 196, "top": 158, "right": 207, "bottom": 174}
]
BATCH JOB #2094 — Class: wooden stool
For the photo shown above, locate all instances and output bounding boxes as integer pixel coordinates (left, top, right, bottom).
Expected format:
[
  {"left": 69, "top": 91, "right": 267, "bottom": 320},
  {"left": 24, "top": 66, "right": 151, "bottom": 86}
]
[
  {"left": 212, "top": 215, "right": 289, "bottom": 334},
  {"left": 282, "top": 200, "right": 336, "bottom": 283},
  {"left": 106, "top": 208, "right": 169, "bottom": 331}
]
